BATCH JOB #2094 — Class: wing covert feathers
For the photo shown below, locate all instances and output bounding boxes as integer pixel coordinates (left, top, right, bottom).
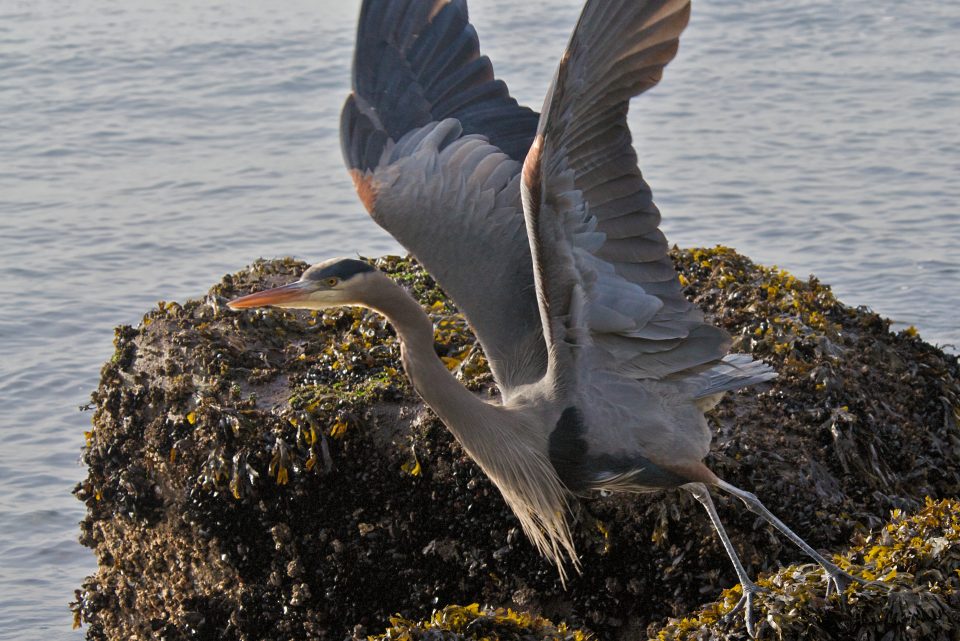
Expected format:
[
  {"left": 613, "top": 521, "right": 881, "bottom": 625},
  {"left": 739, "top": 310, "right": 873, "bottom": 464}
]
[
  {"left": 340, "top": 0, "right": 548, "bottom": 392},
  {"left": 522, "top": 0, "right": 746, "bottom": 384},
  {"left": 368, "top": 120, "right": 547, "bottom": 390}
]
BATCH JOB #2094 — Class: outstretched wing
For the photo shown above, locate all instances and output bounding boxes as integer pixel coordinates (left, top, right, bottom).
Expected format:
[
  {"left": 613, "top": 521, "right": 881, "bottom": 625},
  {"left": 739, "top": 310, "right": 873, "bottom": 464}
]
[
  {"left": 520, "top": 0, "right": 733, "bottom": 388},
  {"left": 341, "top": 0, "right": 546, "bottom": 392}
]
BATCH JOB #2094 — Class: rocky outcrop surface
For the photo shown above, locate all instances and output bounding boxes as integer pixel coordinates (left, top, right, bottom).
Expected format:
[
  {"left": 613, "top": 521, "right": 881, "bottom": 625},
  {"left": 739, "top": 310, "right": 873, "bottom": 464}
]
[{"left": 73, "top": 249, "right": 960, "bottom": 640}]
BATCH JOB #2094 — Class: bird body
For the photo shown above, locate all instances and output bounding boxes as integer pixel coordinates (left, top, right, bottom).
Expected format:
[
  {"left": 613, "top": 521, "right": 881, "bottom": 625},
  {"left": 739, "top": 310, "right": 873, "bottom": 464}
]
[
  {"left": 232, "top": 258, "right": 720, "bottom": 576},
  {"left": 229, "top": 0, "right": 860, "bottom": 634}
]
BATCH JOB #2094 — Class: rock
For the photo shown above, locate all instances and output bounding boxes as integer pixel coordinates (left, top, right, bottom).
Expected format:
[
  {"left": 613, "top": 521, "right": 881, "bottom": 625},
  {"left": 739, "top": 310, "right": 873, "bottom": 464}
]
[
  {"left": 72, "top": 250, "right": 960, "bottom": 640},
  {"left": 655, "top": 497, "right": 960, "bottom": 640}
]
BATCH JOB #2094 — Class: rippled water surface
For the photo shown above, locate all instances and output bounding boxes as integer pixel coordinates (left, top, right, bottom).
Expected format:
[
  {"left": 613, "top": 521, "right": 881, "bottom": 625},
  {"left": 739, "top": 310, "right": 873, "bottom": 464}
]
[{"left": 1, "top": 0, "right": 957, "bottom": 638}]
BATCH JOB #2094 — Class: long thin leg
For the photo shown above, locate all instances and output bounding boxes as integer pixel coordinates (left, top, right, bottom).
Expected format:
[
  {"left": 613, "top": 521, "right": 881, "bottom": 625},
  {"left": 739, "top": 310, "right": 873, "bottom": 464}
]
[
  {"left": 685, "top": 482, "right": 765, "bottom": 638},
  {"left": 714, "top": 478, "right": 859, "bottom": 596}
]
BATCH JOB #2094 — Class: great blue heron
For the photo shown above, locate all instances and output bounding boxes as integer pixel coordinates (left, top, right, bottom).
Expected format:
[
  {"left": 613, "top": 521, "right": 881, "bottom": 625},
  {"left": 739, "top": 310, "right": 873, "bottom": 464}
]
[{"left": 228, "top": 0, "right": 858, "bottom": 634}]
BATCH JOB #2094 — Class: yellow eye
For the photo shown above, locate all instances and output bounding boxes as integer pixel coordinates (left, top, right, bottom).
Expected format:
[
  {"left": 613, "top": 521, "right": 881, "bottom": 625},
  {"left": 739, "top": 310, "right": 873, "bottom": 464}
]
[{"left": 325, "top": 277, "right": 338, "bottom": 287}]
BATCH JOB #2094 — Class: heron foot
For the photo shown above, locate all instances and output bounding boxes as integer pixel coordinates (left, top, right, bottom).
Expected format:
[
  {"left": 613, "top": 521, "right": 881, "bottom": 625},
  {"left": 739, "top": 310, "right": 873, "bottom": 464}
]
[
  {"left": 824, "top": 562, "right": 893, "bottom": 607},
  {"left": 822, "top": 562, "right": 866, "bottom": 600},
  {"left": 824, "top": 566, "right": 852, "bottom": 598},
  {"left": 722, "top": 581, "right": 767, "bottom": 638}
]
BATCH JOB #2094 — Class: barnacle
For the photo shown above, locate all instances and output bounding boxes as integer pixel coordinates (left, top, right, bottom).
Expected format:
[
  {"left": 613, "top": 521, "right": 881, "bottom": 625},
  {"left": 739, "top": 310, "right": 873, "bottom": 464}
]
[{"left": 75, "top": 252, "right": 960, "bottom": 641}]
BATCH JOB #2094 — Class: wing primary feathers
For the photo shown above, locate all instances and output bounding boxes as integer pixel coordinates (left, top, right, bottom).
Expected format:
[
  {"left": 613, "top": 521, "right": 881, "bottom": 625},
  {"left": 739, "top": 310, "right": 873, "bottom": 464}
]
[{"left": 345, "top": 0, "right": 539, "bottom": 170}]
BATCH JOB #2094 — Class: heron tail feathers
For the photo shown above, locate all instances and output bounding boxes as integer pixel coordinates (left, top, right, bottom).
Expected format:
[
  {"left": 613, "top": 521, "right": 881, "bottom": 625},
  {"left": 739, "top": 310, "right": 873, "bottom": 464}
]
[{"left": 689, "top": 354, "right": 777, "bottom": 411}]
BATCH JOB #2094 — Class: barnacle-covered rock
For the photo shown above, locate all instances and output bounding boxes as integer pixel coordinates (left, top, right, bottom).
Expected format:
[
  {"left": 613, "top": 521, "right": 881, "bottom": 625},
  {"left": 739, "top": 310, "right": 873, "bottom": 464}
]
[
  {"left": 656, "top": 497, "right": 960, "bottom": 640},
  {"left": 73, "top": 250, "right": 960, "bottom": 640}
]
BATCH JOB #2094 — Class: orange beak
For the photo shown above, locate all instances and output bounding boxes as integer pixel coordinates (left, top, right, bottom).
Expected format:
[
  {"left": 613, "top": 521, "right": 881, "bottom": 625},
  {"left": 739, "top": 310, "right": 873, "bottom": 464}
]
[{"left": 227, "top": 281, "right": 313, "bottom": 310}]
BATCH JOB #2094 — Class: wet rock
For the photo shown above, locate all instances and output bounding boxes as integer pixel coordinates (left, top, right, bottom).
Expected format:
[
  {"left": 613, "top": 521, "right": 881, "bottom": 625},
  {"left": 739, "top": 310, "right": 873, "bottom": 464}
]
[
  {"left": 655, "top": 497, "right": 960, "bottom": 640},
  {"left": 73, "top": 251, "right": 960, "bottom": 640}
]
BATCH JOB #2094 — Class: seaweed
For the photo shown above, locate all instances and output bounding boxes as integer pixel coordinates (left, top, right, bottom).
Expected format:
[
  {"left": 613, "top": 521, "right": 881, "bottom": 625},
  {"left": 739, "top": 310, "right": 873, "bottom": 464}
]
[
  {"left": 72, "top": 249, "right": 960, "bottom": 640},
  {"left": 371, "top": 603, "right": 592, "bottom": 641},
  {"left": 656, "top": 498, "right": 960, "bottom": 640}
]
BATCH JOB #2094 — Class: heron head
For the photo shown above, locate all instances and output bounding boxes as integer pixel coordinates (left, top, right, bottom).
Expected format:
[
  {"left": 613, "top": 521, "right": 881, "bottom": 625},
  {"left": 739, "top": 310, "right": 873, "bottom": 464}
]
[{"left": 227, "top": 257, "right": 379, "bottom": 311}]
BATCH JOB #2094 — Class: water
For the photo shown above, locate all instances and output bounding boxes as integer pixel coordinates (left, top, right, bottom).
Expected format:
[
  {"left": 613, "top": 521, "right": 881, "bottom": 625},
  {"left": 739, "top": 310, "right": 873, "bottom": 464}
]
[{"left": 1, "top": 1, "right": 957, "bottom": 638}]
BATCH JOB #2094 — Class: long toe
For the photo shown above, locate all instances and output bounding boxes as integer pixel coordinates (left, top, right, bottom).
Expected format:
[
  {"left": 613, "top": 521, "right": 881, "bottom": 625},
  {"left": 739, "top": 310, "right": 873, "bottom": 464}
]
[
  {"left": 825, "top": 564, "right": 892, "bottom": 603},
  {"left": 823, "top": 564, "right": 862, "bottom": 599},
  {"left": 722, "top": 582, "right": 766, "bottom": 638}
]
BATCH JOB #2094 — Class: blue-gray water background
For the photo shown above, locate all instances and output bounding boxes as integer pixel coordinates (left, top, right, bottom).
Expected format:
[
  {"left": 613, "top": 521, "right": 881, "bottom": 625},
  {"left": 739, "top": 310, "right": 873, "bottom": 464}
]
[{"left": 1, "top": 1, "right": 957, "bottom": 638}]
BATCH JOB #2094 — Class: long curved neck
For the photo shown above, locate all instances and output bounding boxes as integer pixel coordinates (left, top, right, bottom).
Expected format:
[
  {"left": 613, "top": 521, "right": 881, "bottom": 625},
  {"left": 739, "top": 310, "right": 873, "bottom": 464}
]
[
  {"left": 366, "top": 278, "right": 502, "bottom": 435},
  {"left": 365, "top": 275, "right": 577, "bottom": 574}
]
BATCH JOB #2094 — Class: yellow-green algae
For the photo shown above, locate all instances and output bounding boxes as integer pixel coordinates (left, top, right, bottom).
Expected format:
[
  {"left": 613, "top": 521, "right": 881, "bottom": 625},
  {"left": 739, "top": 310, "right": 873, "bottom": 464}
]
[
  {"left": 673, "top": 245, "right": 960, "bottom": 501},
  {"left": 73, "top": 250, "right": 960, "bottom": 641},
  {"left": 370, "top": 603, "right": 591, "bottom": 641},
  {"left": 369, "top": 498, "right": 960, "bottom": 641},
  {"left": 656, "top": 498, "right": 960, "bottom": 640}
]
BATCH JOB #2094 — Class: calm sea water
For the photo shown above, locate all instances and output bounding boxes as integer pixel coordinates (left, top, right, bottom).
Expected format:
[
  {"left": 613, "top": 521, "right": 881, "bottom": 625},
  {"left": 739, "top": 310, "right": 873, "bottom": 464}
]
[{"left": 1, "top": 1, "right": 957, "bottom": 638}]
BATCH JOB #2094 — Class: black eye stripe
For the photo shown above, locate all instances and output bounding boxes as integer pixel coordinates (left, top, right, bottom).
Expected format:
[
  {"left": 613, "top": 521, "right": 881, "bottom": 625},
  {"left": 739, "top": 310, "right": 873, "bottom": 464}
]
[{"left": 303, "top": 258, "right": 375, "bottom": 281}]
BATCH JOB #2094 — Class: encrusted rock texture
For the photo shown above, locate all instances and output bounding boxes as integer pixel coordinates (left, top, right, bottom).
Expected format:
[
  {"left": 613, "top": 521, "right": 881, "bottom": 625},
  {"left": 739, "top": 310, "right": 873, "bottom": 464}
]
[{"left": 73, "top": 248, "right": 960, "bottom": 640}]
